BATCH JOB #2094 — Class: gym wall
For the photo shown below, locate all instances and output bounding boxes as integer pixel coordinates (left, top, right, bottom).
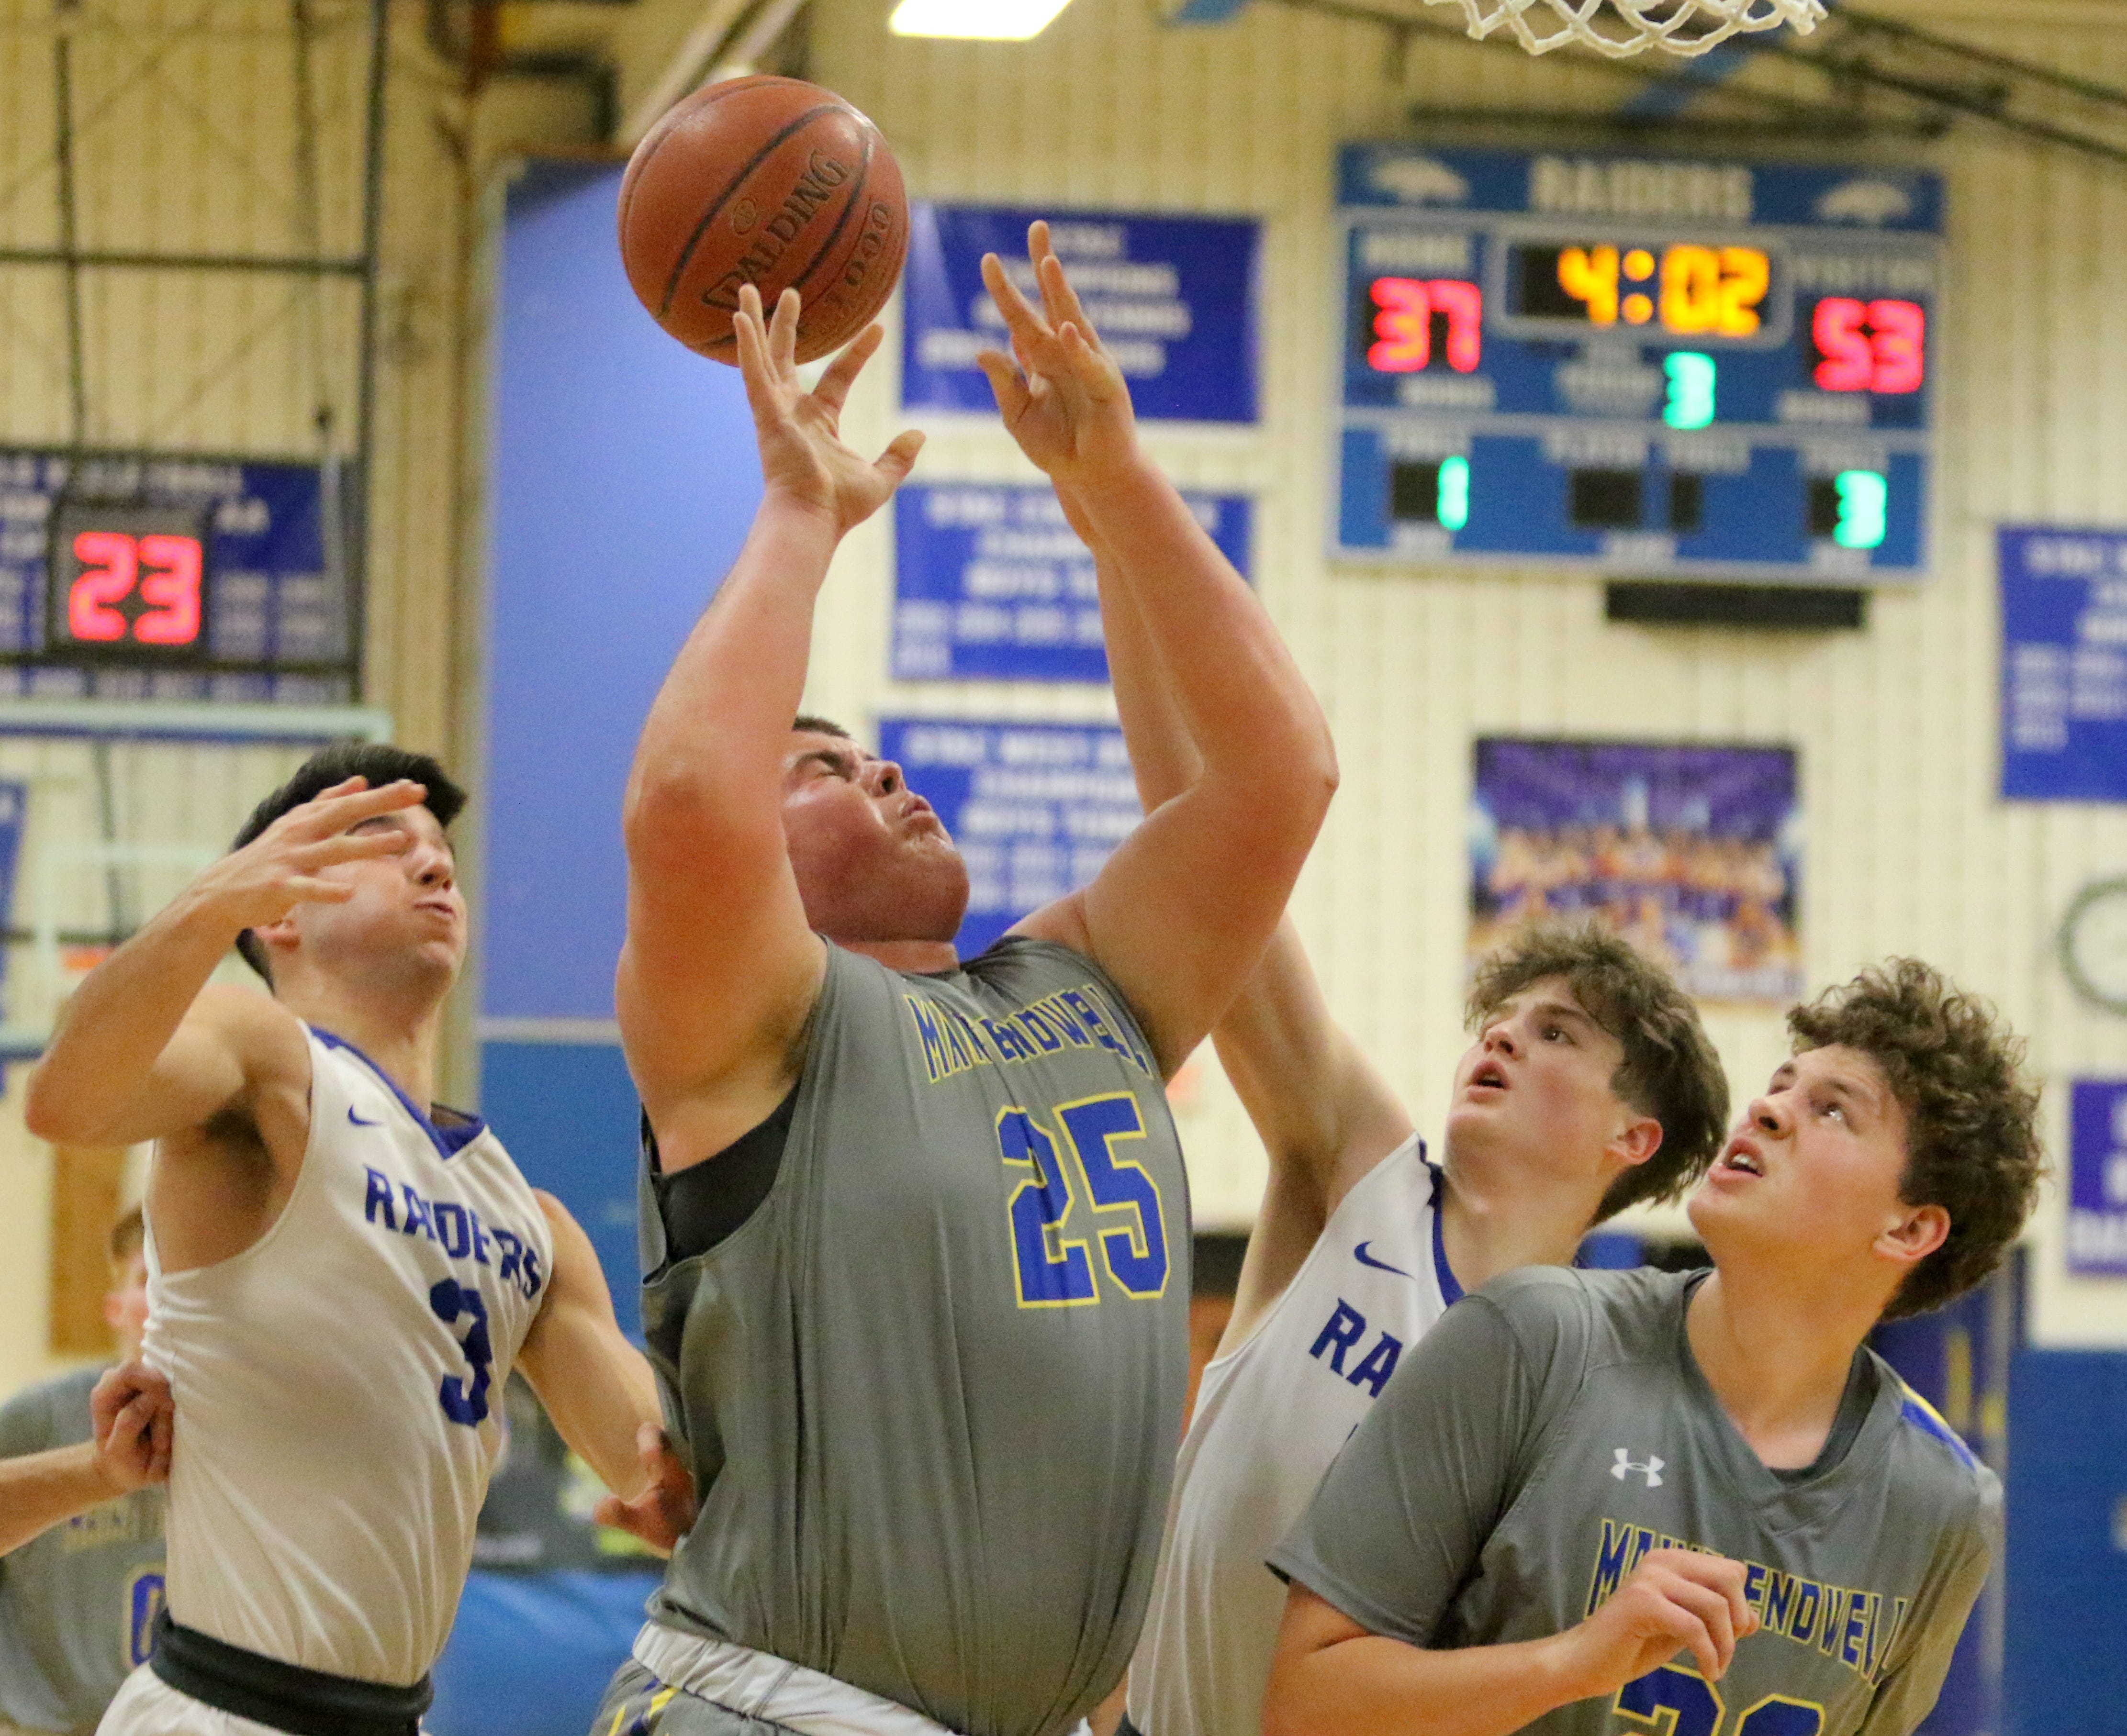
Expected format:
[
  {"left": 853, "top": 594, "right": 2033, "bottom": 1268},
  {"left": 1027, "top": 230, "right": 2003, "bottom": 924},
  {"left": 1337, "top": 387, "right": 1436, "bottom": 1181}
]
[{"left": 732, "top": 0, "right": 2127, "bottom": 1349}]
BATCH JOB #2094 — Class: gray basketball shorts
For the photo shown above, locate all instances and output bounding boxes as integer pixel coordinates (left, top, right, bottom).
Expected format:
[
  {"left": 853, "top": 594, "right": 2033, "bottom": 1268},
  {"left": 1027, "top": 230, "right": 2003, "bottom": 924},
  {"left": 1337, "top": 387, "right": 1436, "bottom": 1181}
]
[{"left": 591, "top": 1660, "right": 790, "bottom": 1736}]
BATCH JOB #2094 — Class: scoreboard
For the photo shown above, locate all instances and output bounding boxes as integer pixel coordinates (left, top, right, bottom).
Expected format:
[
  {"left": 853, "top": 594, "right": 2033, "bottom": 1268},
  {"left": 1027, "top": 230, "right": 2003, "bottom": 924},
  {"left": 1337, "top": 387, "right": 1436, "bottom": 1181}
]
[{"left": 1335, "top": 146, "right": 1943, "bottom": 583}]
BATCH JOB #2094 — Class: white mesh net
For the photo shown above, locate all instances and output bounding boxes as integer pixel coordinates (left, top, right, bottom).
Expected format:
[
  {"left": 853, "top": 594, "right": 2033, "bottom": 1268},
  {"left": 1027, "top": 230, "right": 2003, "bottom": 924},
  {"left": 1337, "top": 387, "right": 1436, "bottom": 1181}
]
[{"left": 1425, "top": 0, "right": 1825, "bottom": 58}]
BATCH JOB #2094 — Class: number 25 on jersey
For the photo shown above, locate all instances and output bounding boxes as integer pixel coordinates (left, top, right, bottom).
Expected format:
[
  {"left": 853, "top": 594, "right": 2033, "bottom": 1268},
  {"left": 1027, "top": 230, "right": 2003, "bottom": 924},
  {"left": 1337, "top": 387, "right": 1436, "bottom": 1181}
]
[{"left": 998, "top": 1092, "right": 1169, "bottom": 1308}]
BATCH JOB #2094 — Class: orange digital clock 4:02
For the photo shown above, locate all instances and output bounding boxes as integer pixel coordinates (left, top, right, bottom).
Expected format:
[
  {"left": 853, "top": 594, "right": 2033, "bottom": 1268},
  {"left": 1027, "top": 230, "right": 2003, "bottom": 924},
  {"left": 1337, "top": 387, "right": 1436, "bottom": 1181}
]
[{"left": 1511, "top": 242, "right": 1773, "bottom": 339}]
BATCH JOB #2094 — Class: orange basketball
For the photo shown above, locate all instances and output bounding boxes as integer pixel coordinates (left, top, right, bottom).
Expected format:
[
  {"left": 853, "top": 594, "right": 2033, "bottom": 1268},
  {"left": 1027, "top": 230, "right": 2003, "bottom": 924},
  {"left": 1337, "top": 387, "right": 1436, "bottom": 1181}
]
[{"left": 618, "top": 76, "right": 908, "bottom": 366}]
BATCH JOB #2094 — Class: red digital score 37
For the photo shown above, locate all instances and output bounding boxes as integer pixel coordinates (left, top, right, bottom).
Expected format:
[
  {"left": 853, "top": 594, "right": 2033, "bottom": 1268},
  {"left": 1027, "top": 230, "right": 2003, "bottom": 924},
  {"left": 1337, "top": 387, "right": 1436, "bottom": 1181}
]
[
  {"left": 68, "top": 530, "right": 205, "bottom": 646},
  {"left": 1367, "top": 277, "right": 1483, "bottom": 374},
  {"left": 1812, "top": 298, "right": 1925, "bottom": 394}
]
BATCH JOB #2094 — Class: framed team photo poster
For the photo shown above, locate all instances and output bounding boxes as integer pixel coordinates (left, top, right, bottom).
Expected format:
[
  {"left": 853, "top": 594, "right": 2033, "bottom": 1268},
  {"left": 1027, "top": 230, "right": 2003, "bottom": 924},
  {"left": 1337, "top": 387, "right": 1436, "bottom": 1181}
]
[{"left": 1469, "top": 738, "right": 1803, "bottom": 1006}]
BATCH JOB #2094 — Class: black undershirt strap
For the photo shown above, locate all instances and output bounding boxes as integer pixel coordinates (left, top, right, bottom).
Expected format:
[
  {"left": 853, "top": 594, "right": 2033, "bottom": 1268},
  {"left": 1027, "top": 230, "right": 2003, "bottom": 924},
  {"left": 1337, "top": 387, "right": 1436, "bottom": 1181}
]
[{"left": 648, "top": 1084, "right": 800, "bottom": 1267}]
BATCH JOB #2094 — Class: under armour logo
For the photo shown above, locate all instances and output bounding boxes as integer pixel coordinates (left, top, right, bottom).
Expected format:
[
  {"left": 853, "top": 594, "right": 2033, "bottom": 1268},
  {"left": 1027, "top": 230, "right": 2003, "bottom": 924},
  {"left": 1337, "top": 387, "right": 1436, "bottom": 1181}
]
[{"left": 1612, "top": 1448, "right": 1664, "bottom": 1488}]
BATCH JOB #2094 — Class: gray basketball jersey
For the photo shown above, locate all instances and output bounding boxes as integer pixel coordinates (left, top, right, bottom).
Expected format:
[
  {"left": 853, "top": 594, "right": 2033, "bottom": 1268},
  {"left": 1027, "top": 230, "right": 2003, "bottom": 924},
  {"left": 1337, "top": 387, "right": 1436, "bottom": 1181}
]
[
  {"left": 1273, "top": 1267, "right": 1997, "bottom": 1736},
  {"left": 641, "top": 938, "right": 1192, "bottom": 1736},
  {"left": 0, "top": 1367, "right": 165, "bottom": 1735}
]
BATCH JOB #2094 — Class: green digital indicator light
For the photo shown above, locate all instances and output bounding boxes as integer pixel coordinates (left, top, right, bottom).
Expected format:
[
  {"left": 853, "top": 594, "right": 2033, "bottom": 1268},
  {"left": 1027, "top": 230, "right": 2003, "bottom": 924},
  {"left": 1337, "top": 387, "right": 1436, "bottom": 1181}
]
[
  {"left": 1437, "top": 455, "right": 1470, "bottom": 531},
  {"left": 1662, "top": 353, "right": 1716, "bottom": 430},
  {"left": 1834, "top": 469, "right": 1888, "bottom": 550}
]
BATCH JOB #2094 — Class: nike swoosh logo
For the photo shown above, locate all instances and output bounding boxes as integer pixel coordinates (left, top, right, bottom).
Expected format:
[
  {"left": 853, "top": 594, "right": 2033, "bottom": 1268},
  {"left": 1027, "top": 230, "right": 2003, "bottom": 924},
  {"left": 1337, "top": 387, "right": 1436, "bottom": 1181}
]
[
  {"left": 1354, "top": 1242, "right": 1413, "bottom": 1278},
  {"left": 347, "top": 1106, "right": 383, "bottom": 1128}
]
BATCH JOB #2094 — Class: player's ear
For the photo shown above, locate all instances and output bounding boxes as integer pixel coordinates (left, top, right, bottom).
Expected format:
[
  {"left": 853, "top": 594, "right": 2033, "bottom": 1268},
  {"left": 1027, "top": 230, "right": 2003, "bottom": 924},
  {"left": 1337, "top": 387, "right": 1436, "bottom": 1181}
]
[
  {"left": 1608, "top": 1113, "right": 1662, "bottom": 1171},
  {"left": 253, "top": 914, "right": 302, "bottom": 963},
  {"left": 1878, "top": 1201, "right": 1949, "bottom": 1268}
]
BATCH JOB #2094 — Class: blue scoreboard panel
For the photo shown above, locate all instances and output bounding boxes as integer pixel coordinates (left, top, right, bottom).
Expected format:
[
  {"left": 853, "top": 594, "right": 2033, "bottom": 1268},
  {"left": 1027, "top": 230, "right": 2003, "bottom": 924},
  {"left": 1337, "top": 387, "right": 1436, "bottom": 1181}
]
[{"left": 1336, "top": 146, "right": 1943, "bottom": 583}]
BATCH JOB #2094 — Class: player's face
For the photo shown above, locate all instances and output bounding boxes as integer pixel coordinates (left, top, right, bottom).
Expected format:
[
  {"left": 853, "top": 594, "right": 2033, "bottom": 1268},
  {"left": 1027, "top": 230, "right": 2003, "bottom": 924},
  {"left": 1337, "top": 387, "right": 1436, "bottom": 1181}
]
[
  {"left": 1444, "top": 976, "right": 1642, "bottom": 1178},
  {"left": 780, "top": 731, "right": 969, "bottom": 944},
  {"left": 103, "top": 1251, "right": 149, "bottom": 1360},
  {"left": 1689, "top": 1045, "right": 1920, "bottom": 1273},
  {"left": 288, "top": 803, "right": 466, "bottom": 988}
]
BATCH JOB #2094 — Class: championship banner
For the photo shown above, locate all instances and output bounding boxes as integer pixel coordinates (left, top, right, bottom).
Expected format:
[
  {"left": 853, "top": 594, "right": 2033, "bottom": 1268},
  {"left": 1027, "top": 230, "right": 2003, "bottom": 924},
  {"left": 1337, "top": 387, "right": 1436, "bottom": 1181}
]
[
  {"left": 1469, "top": 737, "right": 1802, "bottom": 1005},
  {"left": 1999, "top": 526, "right": 2127, "bottom": 803},
  {"left": 878, "top": 717, "right": 1140, "bottom": 957},
  {"left": 2066, "top": 1079, "right": 2127, "bottom": 1276},
  {"left": 893, "top": 484, "right": 1251, "bottom": 683},
  {"left": 900, "top": 204, "right": 1260, "bottom": 423}
]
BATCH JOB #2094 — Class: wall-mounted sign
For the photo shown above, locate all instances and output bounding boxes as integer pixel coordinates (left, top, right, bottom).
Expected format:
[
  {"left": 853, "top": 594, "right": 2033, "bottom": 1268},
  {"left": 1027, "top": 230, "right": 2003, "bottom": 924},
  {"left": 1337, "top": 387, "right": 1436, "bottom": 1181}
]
[
  {"left": 2067, "top": 1079, "right": 2127, "bottom": 1276},
  {"left": 893, "top": 484, "right": 1251, "bottom": 683},
  {"left": 1469, "top": 737, "right": 1802, "bottom": 1005},
  {"left": 0, "top": 449, "right": 354, "bottom": 702},
  {"left": 2000, "top": 526, "right": 2127, "bottom": 803},
  {"left": 901, "top": 204, "right": 1260, "bottom": 424},
  {"left": 878, "top": 717, "right": 1140, "bottom": 958}
]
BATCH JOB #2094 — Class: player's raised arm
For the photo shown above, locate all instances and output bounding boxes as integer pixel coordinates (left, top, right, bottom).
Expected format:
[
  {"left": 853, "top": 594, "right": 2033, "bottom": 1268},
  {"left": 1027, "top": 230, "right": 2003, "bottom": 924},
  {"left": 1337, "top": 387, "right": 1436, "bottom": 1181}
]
[
  {"left": 617, "top": 287, "right": 924, "bottom": 1146},
  {"left": 980, "top": 227, "right": 1337, "bottom": 1078},
  {"left": 1082, "top": 511, "right": 1408, "bottom": 1309},
  {"left": 23, "top": 778, "right": 423, "bottom": 1150}
]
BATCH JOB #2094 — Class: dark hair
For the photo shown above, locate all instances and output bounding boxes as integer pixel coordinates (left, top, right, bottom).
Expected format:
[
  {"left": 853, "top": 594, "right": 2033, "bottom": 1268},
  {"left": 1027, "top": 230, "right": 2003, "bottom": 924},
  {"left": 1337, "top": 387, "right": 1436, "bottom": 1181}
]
[
  {"left": 1467, "top": 921, "right": 1730, "bottom": 1222},
  {"left": 230, "top": 742, "right": 466, "bottom": 982},
  {"left": 1788, "top": 959, "right": 2043, "bottom": 1321},
  {"left": 110, "top": 1203, "right": 145, "bottom": 1267},
  {"left": 793, "top": 713, "right": 851, "bottom": 739}
]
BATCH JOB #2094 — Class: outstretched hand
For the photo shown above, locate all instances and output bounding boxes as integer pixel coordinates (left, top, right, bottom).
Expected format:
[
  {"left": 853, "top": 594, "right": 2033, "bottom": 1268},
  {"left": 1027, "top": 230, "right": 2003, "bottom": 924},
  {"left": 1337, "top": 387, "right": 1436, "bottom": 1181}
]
[
  {"left": 977, "top": 220, "right": 1139, "bottom": 485},
  {"left": 186, "top": 777, "right": 423, "bottom": 937},
  {"left": 90, "top": 1359, "right": 173, "bottom": 1493},
  {"left": 735, "top": 285, "right": 924, "bottom": 537},
  {"left": 593, "top": 1421, "right": 698, "bottom": 1557}
]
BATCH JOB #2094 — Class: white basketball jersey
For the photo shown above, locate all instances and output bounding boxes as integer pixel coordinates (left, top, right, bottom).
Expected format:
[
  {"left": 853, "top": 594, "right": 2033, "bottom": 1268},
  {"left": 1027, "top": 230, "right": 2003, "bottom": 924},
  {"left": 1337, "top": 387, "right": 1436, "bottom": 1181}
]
[
  {"left": 1126, "top": 1136, "right": 1459, "bottom": 1736},
  {"left": 142, "top": 1027, "right": 553, "bottom": 1687}
]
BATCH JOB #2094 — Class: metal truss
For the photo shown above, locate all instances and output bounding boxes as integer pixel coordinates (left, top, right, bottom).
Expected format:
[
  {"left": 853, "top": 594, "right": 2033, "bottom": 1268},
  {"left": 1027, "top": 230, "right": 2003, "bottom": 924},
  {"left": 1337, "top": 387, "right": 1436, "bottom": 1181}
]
[{"left": 0, "top": 0, "right": 389, "bottom": 676}]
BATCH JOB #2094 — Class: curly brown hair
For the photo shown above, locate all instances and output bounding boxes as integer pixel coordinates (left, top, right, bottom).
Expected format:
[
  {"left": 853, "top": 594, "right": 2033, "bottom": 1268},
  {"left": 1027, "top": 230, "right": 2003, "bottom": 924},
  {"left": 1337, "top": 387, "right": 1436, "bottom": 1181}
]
[
  {"left": 1467, "top": 922, "right": 1730, "bottom": 1223},
  {"left": 1788, "top": 959, "right": 2043, "bottom": 1321}
]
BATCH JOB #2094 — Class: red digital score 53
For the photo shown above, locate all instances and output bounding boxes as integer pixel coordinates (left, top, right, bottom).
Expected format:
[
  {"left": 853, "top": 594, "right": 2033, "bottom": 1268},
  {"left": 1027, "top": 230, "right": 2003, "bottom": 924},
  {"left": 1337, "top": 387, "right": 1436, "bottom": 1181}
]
[
  {"left": 1367, "top": 278, "right": 1482, "bottom": 373},
  {"left": 1812, "top": 298, "right": 1925, "bottom": 394},
  {"left": 69, "top": 531, "right": 204, "bottom": 646}
]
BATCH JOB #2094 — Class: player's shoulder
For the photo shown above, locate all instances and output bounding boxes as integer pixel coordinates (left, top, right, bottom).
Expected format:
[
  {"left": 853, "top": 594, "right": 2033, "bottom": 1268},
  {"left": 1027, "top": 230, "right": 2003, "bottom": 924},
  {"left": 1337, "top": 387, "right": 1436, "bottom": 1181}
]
[
  {"left": 1870, "top": 1349, "right": 2001, "bottom": 1517},
  {"left": 1474, "top": 1261, "right": 1692, "bottom": 1334}
]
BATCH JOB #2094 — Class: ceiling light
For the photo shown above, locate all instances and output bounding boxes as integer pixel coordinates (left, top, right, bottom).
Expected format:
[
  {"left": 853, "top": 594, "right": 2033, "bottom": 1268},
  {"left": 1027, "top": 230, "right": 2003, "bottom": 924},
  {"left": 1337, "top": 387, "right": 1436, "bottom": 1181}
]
[{"left": 888, "top": 0, "right": 1077, "bottom": 40}]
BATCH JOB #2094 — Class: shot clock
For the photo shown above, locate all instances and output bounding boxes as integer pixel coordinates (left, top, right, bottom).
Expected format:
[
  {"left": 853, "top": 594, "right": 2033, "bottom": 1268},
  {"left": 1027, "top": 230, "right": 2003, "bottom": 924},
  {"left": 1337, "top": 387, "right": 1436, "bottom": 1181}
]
[
  {"left": 48, "top": 500, "right": 212, "bottom": 659},
  {"left": 1335, "top": 146, "right": 1942, "bottom": 581},
  {"left": 0, "top": 450, "right": 356, "bottom": 701}
]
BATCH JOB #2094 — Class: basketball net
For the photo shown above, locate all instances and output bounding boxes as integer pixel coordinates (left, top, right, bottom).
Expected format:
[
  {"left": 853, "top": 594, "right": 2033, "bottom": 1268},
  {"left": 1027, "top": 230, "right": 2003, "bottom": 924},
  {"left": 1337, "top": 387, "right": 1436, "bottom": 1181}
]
[{"left": 1424, "top": 0, "right": 1825, "bottom": 58}]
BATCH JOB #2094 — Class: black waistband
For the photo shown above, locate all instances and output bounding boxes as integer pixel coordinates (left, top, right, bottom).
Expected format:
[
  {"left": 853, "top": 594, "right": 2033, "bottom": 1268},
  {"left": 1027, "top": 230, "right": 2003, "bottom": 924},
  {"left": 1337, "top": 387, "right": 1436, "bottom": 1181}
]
[
  {"left": 149, "top": 1612, "right": 432, "bottom": 1736},
  {"left": 1118, "top": 1717, "right": 1146, "bottom": 1736}
]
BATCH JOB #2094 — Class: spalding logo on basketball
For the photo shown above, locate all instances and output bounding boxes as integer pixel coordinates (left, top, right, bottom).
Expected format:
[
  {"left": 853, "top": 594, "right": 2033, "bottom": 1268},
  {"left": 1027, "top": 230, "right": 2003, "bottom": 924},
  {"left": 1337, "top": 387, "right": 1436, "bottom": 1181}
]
[{"left": 618, "top": 76, "right": 909, "bottom": 366}]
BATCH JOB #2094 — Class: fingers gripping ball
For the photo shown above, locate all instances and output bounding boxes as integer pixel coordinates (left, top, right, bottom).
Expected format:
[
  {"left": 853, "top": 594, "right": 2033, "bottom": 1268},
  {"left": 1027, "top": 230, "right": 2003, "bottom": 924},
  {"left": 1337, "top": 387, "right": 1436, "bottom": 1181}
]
[{"left": 619, "top": 76, "right": 908, "bottom": 365}]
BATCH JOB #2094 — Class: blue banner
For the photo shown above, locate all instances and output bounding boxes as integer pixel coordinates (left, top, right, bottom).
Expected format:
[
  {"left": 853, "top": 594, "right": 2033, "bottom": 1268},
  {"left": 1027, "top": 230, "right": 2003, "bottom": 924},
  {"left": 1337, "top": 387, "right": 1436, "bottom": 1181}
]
[
  {"left": 878, "top": 717, "right": 1140, "bottom": 958},
  {"left": 901, "top": 205, "right": 1260, "bottom": 424},
  {"left": 2000, "top": 527, "right": 2127, "bottom": 802},
  {"left": 2067, "top": 1079, "right": 2127, "bottom": 1275},
  {"left": 893, "top": 484, "right": 1250, "bottom": 683}
]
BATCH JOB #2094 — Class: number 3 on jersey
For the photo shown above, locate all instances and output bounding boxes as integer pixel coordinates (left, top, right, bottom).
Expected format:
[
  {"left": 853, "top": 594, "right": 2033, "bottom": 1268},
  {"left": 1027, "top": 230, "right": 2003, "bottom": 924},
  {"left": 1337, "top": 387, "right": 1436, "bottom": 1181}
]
[
  {"left": 1615, "top": 1665, "right": 1823, "bottom": 1736},
  {"left": 999, "top": 1092, "right": 1169, "bottom": 1308},
  {"left": 429, "top": 1277, "right": 494, "bottom": 1424}
]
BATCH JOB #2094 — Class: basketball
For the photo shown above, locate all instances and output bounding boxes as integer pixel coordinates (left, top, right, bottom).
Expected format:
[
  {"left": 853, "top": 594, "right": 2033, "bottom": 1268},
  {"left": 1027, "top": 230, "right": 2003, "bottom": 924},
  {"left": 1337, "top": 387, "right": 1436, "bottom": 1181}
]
[{"left": 617, "top": 76, "right": 908, "bottom": 365}]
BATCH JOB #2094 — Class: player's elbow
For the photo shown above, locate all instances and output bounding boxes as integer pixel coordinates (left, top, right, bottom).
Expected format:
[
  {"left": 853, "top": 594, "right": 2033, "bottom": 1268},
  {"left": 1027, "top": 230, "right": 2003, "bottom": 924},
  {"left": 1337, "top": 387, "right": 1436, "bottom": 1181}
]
[
  {"left": 1260, "top": 1658, "right": 1328, "bottom": 1736},
  {"left": 23, "top": 1062, "right": 110, "bottom": 1146}
]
